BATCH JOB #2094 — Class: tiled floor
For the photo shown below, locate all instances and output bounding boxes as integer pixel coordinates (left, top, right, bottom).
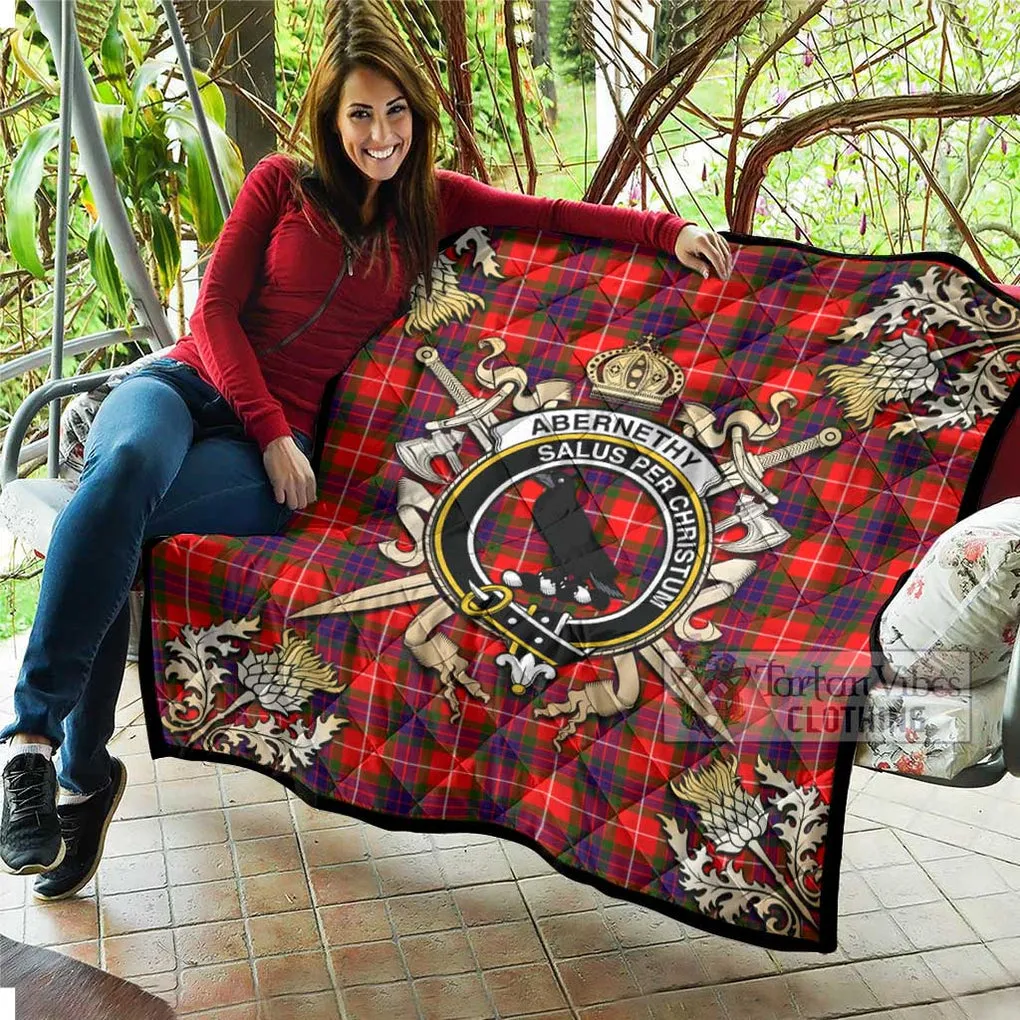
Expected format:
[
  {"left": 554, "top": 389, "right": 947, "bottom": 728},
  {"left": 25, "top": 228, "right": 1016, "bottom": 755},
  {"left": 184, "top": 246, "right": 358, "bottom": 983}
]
[{"left": 1, "top": 634, "right": 1019, "bottom": 1020}]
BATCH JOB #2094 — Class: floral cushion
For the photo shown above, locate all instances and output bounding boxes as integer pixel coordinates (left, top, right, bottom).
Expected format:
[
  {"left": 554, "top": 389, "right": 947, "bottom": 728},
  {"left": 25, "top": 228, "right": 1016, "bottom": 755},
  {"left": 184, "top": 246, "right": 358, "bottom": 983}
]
[
  {"left": 855, "top": 675, "right": 1006, "bottom": 779},
  {"left": 59, "top": 350, "right": 169, "bottom": 481},
  {"left": 879, "top": 497, "right": 1020, "bottom": 689}
]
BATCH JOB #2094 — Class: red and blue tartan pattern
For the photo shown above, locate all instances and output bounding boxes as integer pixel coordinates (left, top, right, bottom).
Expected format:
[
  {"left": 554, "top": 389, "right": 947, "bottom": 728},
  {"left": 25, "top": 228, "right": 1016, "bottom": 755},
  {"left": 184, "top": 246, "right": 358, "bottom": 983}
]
[{"left": 141, "top": 229, "right": 1016, "bottom": 952}]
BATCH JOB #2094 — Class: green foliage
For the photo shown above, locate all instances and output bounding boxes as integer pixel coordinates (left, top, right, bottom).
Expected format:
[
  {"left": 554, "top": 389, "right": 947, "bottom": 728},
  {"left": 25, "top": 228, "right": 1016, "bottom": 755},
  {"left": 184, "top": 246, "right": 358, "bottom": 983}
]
[
  {"left": 625, "top": 0, "right": 1020, "bottom": 281},
  {"left": 654, "top": 0, "right": 698, "bottom": 60},
  {"left": 466, "top": 1, "right": 533, "bottom": 153},
  {"left": 549, "top": 0, "right": 594, "bottom": 83},
  {"left": 490, "top": 73, "right": 597, "bottom": 199},
  {"left": 276, "top": 0, "right": 328, "bottom": 128},
  {"left": 4, "top": 120, "right": 60, "bottom": 278},
  {"left": 3, "top": 3, "right": 244, "bottom": 318},
  {"left": 87, "top": 221, "right": 128, "bottom": 322},
  {"left": 0, "top": 567, "right": 42, "bottom": 643},
  {"left": 8, "top": 15, "right": 58, "bottom": 93},
  {"left": 99, "top": 0, "right": 126, "bottom": 82}
]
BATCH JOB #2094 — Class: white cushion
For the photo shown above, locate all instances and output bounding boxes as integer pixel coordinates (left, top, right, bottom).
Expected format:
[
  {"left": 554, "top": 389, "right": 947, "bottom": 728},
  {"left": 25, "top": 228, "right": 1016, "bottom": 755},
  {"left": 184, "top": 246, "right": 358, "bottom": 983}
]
[
  {"left": 879, "top": 496, "right": 1020, "bottom": 689},
  {"left": 856, "top": 674, "right": 1005, "bottom": 779},
  {"left": 0, "top": 478, "right": 77, "bottom": 556}
]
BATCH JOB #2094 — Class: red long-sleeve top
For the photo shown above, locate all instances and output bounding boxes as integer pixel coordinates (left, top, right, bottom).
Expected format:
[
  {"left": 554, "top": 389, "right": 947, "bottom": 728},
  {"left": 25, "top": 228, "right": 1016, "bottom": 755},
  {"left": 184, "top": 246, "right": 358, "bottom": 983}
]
[{"left": 167, "top": 154, "right": 693, "bottom": 450}]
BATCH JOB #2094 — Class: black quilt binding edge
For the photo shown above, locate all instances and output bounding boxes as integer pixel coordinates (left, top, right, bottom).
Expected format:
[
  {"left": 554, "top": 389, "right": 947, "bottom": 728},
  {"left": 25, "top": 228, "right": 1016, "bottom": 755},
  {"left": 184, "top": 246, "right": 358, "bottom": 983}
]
[{"left": 137, "top": 231, "right": 1020, "bottom": 956}]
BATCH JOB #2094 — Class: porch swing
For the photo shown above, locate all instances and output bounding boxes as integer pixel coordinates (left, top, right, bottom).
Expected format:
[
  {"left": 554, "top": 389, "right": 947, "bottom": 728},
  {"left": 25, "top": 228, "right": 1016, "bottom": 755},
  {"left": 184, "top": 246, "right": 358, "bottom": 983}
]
[{"left": 2, "top": 0, "right": 1020, "bottom": 794}]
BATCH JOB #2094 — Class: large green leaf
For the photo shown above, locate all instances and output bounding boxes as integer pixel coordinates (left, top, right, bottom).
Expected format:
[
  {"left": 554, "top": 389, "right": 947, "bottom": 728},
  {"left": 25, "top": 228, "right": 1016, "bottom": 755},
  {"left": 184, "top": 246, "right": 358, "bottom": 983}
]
[
  {"left": 132, "top": 133, "right": 169, "bottom": 193},
  {"left": 179, "top": 141, "right": 222, "bottom": 245},
  {"left": 5, "top": 121, "right": 61, "bottom": 278},
  {"left": 121, "top": 21, "right": 145, "bottom": 69},
  {"left": 131, "top": 59, "right": 172, "bottom": 111},
  {"left": 146, "top": 201, "right": 181, "bottom": 298},
  {"left": 87, "top": 221, "right": 128, "bottom": 321},
  {"left": 96, "top": 103, "right": 126, "bottom": 175},
  {"left": 192, "top": 68, "right": 227, "bottom": 130},
  {"left": 9, "top": 28, "right": 58, "bottom": 94},
  {"left": 173, "top": 111, "right": 245, "bottom": 198},
  {"left": 176, "top": 185, "right": 194, "bottom": 227},
  {"left": 94, "top": 80, "right": 120, "bottom": 105},
  {"left": 166, "top": 110, "right": 244, "bottom": 244},
  {"left": 100, "top": 0, "right": 126, "bottom": 82}
]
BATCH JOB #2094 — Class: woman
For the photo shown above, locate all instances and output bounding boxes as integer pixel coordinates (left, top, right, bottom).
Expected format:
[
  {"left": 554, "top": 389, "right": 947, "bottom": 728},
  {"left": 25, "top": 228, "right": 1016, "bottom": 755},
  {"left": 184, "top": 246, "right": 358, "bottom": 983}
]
[{"left": 0, "top": 0, "right": 732, "bottom": 899}]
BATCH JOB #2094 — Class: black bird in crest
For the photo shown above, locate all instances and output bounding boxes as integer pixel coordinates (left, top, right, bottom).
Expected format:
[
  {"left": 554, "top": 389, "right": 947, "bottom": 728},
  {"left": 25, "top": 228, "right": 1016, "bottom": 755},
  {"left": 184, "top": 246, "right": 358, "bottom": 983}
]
[{"left": 501, "top": 471, "right": 625, "bottom": 611}]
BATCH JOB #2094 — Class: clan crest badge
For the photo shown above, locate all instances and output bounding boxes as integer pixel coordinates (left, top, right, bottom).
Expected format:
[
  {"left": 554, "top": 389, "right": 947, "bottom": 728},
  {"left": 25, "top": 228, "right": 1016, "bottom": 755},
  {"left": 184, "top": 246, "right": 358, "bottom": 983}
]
[{"left": 294, "top": 285, "right": 842, "bottom": 750}]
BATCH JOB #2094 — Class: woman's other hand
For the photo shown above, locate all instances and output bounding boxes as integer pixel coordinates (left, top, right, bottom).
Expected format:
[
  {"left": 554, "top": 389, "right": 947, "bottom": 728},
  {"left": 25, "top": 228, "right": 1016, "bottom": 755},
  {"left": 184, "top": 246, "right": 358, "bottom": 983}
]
[
  {"left": 675, "top": 224, "right": 733, "bottom": 280},
  {"left": 263, "top": 435, "right": 317, "bottom": 510}
]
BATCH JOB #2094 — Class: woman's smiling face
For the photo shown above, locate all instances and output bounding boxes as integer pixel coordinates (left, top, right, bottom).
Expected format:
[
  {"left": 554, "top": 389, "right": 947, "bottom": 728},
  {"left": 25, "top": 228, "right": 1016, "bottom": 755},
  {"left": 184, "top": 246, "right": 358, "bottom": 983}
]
[{"left": 336, "top": 64, "right": 413, "bottom": 189}]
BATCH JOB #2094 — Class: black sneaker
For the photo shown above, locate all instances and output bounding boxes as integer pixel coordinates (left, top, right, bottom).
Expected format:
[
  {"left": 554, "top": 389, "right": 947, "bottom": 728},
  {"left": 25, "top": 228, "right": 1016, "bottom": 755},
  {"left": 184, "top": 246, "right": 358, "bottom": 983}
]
[
  {"left": 0, "top": 752, "right": 65, "bottom": 875},
  {"left": 32, "top": 757, "right": 127, "bottom": 901}
]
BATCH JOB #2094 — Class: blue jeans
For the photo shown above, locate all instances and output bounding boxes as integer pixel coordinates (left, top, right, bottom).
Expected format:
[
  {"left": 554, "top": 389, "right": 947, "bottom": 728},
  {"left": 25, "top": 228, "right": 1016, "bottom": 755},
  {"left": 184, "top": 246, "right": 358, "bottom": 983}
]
[{"left": 0, "top": 358, "right": 309, "bottom": 794}]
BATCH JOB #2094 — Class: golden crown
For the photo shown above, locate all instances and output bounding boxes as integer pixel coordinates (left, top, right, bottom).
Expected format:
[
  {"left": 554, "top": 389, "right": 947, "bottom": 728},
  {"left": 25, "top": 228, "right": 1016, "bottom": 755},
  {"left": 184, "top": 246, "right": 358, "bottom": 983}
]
[{"left": 585, "top": 334, "right": 684, "bottom": 409}]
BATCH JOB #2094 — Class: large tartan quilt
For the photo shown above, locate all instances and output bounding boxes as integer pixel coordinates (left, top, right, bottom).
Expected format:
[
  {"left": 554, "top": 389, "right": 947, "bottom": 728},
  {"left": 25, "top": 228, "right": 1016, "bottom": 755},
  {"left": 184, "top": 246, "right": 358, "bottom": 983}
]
[{"left": 140, "top": 227, "right": 1019, "bottom": 951}]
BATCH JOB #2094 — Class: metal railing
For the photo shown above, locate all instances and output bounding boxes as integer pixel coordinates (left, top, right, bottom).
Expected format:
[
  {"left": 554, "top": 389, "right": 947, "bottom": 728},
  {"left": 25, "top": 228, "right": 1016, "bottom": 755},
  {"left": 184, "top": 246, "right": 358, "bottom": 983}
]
[
  {"left": 2, "top": 372, "right": 118, "bottom": 486},
  {"left": 0, "top": 328, "right": 153, "bottom": 386},
  {"left": 46, "top": 0, "right": 74, "bottom": 477}
]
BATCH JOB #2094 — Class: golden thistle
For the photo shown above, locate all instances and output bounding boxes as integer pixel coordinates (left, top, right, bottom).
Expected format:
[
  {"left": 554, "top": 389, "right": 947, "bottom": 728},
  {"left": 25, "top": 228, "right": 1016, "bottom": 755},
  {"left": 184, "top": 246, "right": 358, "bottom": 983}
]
[
  {"left": 405, "top": 254, "right": 485, "bottom": 335},
  {"left": 670, "top": 756, "right": 770, "bottom": 854},
  {"left": 236, "top": 630, "right": 339, "bottom": 715},
  {"left": 820, "top": 331, "right": 940, "bottom": 426}
]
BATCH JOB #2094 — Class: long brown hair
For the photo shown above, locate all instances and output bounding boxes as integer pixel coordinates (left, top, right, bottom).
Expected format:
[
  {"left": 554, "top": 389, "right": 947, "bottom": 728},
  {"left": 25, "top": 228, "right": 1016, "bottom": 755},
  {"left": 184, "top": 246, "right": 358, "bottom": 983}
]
[{"left": 297, "top": 0, "right": 441, "bottom": 291}]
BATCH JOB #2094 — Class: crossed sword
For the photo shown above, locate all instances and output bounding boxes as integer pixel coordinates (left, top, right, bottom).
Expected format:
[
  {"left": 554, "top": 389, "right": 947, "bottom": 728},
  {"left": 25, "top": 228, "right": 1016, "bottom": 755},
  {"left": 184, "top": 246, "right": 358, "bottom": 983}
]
[{"left": 293, "top": 346, "right": 840, "bottom": 743}]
